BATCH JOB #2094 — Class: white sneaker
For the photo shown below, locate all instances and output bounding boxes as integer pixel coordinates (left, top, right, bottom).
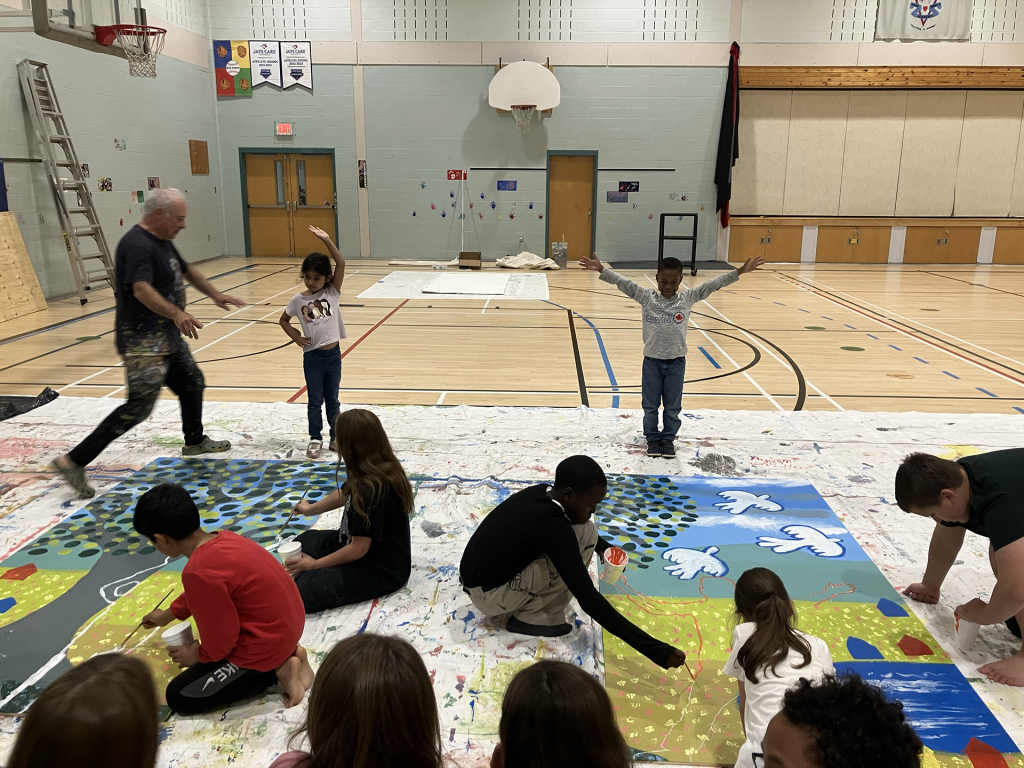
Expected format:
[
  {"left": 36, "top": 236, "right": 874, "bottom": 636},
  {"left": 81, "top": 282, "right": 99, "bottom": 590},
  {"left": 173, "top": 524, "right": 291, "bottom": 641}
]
[{"left": 306, "top": 440, "right": 323, "bottom": 459}]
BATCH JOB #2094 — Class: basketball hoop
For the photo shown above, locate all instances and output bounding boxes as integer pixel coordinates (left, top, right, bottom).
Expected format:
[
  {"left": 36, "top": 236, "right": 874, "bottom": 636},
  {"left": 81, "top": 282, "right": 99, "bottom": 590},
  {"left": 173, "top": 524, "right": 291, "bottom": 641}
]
[
  {"left": 511, "top": 105, "right": 536, "bottom": 133},
  {"left": 95, "top": 24, "right": 166, "bottom": 78}
]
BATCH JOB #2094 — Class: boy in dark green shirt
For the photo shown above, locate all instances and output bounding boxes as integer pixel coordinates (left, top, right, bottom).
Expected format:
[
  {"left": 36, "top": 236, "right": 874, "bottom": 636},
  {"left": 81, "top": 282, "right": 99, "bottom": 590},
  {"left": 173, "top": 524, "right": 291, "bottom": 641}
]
[{"left": 896, "top": 449, "right": 1024, "bottom": 685}]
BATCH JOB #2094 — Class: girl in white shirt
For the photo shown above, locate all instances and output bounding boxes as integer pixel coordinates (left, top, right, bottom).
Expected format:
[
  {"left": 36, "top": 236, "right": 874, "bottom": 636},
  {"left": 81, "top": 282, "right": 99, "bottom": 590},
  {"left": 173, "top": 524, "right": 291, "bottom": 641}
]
[{"left": 723, "top": 567, "right": 834, "bottom": 768}]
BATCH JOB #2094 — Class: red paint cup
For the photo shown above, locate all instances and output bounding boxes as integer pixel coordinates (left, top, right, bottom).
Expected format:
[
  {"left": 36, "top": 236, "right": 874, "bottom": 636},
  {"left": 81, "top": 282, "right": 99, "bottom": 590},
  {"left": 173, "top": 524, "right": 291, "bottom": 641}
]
[{"left": 602, "top": 547, "right": 628, "bottom": 584}]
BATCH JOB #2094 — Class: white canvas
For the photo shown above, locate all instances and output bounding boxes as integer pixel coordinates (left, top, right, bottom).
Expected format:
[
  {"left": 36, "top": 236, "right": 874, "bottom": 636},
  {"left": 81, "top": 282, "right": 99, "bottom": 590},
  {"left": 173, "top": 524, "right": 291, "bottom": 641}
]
[
  {"left": 357, "top": 272, "right": 550, "bottom": 300},
  {"left": 875, "top": 0, "right": 971, "bottom": 40},
  {"left": 424, "top": 273, "right": 511, "bottom": 295}
]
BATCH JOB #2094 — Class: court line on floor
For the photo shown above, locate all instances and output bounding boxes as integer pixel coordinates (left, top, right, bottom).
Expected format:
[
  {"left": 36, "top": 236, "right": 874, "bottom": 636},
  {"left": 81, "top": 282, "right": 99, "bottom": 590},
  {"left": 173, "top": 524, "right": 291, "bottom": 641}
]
[
  {"left": 543, "top": 300, "right": 618, "bottom": 408},
  {"left": 566, "top": 310, "right": 590, "bottom": 407},
  {"left": 286, "top": 299, "right": 410, "bottom": 403},
  {"left": 922, "top": 270, "right": 1024, "bottom": 299},
  {"left": 774, "top": 274, "right": 1024, "bottom": 392}
]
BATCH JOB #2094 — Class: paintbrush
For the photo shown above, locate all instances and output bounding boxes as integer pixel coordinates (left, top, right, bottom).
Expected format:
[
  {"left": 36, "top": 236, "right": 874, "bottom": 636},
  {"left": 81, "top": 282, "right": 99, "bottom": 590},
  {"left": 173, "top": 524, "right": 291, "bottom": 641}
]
[
  {"left": 265, "top": 488, "right": 309, "bottom": 551},
  {"left": 116, "top": 588, "right": 175, "bottom": 652},
  {"left": 683, "top": 661, "right": 713, "bottom": 700}
]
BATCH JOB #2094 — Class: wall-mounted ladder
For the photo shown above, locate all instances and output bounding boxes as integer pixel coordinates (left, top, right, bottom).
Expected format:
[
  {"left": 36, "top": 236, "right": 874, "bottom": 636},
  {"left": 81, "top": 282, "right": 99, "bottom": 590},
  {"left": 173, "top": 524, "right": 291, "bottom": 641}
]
[{"left": 17, "top": 59, "right": 115, "bottom": 305}]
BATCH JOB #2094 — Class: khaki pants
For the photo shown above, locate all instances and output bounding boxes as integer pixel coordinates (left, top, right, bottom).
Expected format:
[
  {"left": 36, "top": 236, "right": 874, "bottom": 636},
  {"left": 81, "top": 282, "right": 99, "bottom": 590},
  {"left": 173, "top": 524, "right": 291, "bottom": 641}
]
[{"left": 466, "top": 520, "right": 598, "bottom": 626}]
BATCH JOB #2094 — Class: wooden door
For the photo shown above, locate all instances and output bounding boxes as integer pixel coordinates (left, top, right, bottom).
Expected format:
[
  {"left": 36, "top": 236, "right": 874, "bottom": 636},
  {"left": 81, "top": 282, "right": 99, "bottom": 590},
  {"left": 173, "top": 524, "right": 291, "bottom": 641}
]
[
  {"left": 763, "top": 226, "right": 802, "bottom": 262},
  {"left": 904, "top": 227, "right": 981, "bottom": 264},
  {"left": 852, "top": 226, "right": 891, "bottom": 263},
  {"left": 994, "top": 228, "right": 1024, "bottom": 264},
  {"left": 548, "top": 155, "right": 595, "bottom": 262},
  {"left": 288, "top": 154, "right": 337, "bottom": 258},
  {"left": 244, "top": 154, "right": 291, "bottom": 258},
  {"left": 728, "top": 227, "right": 767, "bottom": 261},
  {"left": 816, "top": 227, "right": 854, "bottom": 263}
]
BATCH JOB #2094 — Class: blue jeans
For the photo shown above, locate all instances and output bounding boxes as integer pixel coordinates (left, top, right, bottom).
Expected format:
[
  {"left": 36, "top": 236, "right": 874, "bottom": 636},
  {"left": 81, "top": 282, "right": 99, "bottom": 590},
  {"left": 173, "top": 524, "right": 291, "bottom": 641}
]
[
  {"left": 641, "top": 356, "right": 686, "bottom": 442},
  {"left": 303, "top": 345, "right": 341, "bottom": 441}
]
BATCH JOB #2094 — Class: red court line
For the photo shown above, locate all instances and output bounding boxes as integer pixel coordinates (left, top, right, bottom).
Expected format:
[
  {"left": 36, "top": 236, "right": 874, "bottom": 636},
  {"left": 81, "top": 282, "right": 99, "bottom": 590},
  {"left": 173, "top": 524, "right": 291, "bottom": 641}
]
[{"left": 286, "top": 300, "right": 409, "bottom": 403}]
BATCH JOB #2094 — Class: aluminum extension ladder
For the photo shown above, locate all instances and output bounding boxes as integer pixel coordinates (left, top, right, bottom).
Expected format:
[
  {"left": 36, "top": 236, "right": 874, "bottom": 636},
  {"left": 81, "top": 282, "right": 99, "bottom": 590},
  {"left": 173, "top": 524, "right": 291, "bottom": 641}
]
[{"left": 17, "top": 59, "right": 116, "bottom": 304}]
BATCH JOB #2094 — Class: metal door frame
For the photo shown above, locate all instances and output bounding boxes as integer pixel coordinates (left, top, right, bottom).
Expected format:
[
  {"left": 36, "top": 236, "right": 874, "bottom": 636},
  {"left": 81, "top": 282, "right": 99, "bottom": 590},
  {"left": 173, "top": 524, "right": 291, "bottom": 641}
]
[
  {"left": 239, "top": 147, "right": 338, "bottom": 258},
  {"left": 544, "top": 150, "right": 598, "bottom": 260}
]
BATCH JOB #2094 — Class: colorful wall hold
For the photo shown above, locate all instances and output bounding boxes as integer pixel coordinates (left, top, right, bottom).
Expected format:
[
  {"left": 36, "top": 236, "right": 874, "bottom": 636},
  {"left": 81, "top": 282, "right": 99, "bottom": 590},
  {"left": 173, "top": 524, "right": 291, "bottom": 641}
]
[{"left": 214, "top": 40, "right": 253, "bottom": 97}]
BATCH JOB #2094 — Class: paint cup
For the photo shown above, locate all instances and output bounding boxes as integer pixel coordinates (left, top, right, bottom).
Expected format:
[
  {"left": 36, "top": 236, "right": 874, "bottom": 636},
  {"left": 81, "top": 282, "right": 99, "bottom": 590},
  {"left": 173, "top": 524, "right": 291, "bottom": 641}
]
[
  {"left": 277, "top": 540, "right": 302, "bottom": 564},
  {"left": 955, "top": 611, "right": 981, "bottom": 651},
  {"left": 161, "top": 622, "right": 194, "bottom": 648},
  {"left": 602, "top": 547, "right": 628, "bottom": 584}
]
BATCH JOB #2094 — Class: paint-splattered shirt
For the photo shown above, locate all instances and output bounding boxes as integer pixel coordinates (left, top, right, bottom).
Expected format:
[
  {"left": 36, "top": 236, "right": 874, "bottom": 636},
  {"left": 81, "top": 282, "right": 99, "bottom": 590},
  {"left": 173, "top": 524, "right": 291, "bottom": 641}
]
[{"left": 599, "top": 267, "right": 739, "bottom": 359}]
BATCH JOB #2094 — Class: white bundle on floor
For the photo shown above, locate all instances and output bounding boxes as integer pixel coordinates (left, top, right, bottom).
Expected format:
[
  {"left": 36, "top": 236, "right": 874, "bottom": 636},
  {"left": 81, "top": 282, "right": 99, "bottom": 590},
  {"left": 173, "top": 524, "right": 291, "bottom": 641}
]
[{"left": 496, "top": 251, "right": 560, "bottom": 270}]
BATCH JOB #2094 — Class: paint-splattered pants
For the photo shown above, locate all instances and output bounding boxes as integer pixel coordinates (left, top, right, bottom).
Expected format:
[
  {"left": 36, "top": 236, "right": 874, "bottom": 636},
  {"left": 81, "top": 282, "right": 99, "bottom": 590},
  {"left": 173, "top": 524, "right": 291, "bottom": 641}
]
[
  {"left": 68, "top": 337, "right": 206, "bottom": 467},
  {"left": 465, "top": 520, "right": 598, "bottom": 626}
]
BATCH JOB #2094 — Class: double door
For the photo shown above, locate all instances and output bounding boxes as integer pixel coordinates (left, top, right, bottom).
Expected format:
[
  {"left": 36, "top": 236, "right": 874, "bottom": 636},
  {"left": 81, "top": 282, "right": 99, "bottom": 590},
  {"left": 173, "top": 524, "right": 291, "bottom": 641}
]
[{"left": 244, "top": 152, "right": 337, "bottom": 258}]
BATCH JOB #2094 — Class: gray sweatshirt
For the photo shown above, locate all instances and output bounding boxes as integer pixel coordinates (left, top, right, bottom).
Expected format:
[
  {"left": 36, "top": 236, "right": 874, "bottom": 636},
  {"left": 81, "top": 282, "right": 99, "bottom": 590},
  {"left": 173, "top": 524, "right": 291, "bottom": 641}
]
[{"left": 599, "top": 267, "right": 739, "bottom": 359}]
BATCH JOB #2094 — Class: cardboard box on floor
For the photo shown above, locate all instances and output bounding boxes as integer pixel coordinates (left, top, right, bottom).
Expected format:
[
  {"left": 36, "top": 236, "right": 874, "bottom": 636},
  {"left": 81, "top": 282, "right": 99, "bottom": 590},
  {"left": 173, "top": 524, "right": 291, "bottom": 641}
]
[{"left": 459, "top": 251, "right": 481, "bottom": 270}]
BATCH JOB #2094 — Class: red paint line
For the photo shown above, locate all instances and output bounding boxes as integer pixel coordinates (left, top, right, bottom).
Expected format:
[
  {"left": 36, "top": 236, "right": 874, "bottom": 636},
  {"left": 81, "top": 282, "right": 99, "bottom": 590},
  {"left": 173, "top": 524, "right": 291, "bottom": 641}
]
[
  {"left": 784, "top": 278, "right": 1024, "bottom": 388},
  {"left": 286, "top": 300, "right": 409, "bottom": 403}
]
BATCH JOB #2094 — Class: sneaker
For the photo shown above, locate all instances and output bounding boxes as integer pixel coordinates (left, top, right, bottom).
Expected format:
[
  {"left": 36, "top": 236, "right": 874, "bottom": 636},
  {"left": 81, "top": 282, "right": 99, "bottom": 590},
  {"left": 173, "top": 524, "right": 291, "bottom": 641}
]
[
  {"left": 507, "top": 616, "right": 573, "bottom": 638},
  {"left": 328, "top": 439, "right": 338, "bottom": 453},
  {"left": 662, "top": 440, "right": 676, "bottom": 458},
  {"left": 306, "top": 440, "right": 323, "bottom": 459},
  {"left": 51, "top": 456, "right": 95, "bottom": 498},
  {"left": 182, "top": 437, "right": 231, "bottom": 456},
  {"left": 647, "top": 440, "right": 663, "bottom": 458}
]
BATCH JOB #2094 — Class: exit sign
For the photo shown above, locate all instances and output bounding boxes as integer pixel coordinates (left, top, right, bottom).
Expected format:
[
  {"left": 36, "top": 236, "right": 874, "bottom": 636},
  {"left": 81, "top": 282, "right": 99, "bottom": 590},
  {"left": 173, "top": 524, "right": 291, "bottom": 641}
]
[{"left": 275, "top": 122, "right": 294, "bottom": 136}]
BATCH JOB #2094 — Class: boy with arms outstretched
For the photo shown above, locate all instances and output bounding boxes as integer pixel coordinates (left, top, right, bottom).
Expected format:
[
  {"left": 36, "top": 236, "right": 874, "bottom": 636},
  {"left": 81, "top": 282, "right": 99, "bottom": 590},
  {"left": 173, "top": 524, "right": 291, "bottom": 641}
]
[
  {"left": 134, "top": 484, "right": 314, "bottom": 713},
  {"left": 580, "top": 254, "right": 764, "bottom": 457}
]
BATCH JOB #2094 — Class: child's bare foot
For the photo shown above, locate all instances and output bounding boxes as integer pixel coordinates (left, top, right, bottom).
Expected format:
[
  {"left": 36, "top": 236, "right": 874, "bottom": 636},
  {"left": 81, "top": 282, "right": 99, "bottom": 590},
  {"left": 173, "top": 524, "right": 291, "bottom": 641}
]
[
  {"left": 295, "top": 645, "right": 315, "bottom": 691},
  {"left": 276, "top": 656, "right": 307, "bottom": 708}
]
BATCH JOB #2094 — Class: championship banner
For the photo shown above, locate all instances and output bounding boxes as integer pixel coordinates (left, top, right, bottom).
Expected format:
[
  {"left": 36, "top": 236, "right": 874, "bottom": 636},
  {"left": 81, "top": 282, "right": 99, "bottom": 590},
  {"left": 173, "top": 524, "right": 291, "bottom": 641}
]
[
  {"left": 249, "top": 40, "right": 282, "bottom": 88},
  {"left": 214, "top": 40, "right": 253, "bottom": 97},
  {"left": 281, "top": 41, "right": 313, "bottom": 91},
  {"left": 875, "top": 0, "right": 971, "bottom": 40}
]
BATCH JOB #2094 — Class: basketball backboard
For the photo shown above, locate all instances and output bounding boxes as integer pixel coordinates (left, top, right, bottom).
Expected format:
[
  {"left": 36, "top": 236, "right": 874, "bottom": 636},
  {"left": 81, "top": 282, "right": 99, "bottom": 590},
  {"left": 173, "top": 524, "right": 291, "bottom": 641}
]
[
  {"left": 488, "top": 61, "right": 560, "bottom": 112},
  {"left": 22, "top": 0, "right": 138, "bottom": 55}
]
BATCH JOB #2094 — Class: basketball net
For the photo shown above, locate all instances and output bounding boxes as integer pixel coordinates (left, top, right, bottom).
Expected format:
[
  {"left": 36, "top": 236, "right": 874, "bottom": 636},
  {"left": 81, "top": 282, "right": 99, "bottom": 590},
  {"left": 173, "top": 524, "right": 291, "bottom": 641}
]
[
  {"left": 114, "top": 25, "right": 166, "bottom": 78},
  {"left": 511, "top": 105, "right": 536, "bottom": 133}
]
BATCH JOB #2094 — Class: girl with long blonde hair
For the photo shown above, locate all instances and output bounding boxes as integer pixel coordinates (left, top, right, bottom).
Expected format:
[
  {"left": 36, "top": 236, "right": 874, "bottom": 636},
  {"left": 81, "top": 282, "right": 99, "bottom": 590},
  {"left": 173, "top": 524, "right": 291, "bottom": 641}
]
[{"left": 287, "top": 409, "right": 415, "bottom": 612}]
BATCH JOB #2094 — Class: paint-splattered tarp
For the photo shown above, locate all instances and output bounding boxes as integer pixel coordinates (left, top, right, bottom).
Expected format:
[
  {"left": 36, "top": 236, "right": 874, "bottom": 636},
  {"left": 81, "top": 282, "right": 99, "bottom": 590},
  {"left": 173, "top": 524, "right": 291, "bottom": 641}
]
[
  {"left": 597, "top": 475, "right": 1021, "bottom": 766},
  {"left": 1, "top": 399, "right": 1024, "bottom": 767}
]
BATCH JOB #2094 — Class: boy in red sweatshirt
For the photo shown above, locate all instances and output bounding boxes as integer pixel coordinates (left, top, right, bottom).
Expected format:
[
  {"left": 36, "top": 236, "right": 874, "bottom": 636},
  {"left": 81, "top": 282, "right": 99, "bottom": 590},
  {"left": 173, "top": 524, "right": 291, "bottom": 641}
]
[{"left": 135, "top": 484, "right": 313, "bottom": 714}]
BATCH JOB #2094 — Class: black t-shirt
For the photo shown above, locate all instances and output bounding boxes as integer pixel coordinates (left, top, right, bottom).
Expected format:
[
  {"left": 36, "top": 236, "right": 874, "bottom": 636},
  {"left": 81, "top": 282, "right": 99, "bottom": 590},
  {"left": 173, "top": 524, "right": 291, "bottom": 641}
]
[
  {"left": 941, "top": 448, "right": 1024, "bottom": 551},
  {"left": 115, "top": 225, "right": 188, "bottom": 354},
  {"left": 460, "top": 484, "right": 676, "bottom": 668},
  {"left": 339, "top": 481, "right": 411, "bottom": 595}
]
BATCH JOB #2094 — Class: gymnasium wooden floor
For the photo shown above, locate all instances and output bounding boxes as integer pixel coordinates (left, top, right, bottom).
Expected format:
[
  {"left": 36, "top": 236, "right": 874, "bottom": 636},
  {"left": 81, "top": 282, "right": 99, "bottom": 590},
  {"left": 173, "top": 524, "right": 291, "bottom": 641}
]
[{"left": 2, "top": 257, "right": 1024, "bottom": 415}]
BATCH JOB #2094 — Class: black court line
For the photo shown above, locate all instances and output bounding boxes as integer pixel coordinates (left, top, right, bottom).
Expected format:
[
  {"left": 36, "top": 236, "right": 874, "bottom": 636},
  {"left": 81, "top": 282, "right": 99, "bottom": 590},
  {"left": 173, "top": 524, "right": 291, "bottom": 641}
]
[
  {"left": 566, "top": 310, "right": 589, "bottom": 407},
  {"left": 921, "top": 271, "right": 1024, "bottom": 299}
]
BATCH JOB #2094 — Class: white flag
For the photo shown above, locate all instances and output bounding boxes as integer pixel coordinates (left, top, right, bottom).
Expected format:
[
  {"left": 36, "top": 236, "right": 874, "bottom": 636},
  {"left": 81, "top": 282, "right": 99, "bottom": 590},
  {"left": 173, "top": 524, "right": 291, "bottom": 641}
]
[
  {"left": 249, "top": 41, "right": 282, "bottom": 88},
  {"left": 281, "top": 41, "right": 313, "bottom": 91},
  {"left": 875, "top": 0, "right": 971, "bottom": 41}
]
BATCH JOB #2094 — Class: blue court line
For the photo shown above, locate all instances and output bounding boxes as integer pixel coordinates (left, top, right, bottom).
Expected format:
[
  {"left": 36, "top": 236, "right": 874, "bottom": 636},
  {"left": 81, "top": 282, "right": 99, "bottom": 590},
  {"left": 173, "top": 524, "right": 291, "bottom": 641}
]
[
  {"left": 913, "top": 357, "right": 929, "bottom": 364},
  {"left": 889, "top": 344, "right": 902, "bottom": 351},
  {"left": 773, "top": 302, "right": 786, "bottom": 306},
  {"left": 544, "top": 300, "right": 620, "bottom": 408},
  {"left": 698, "top": 346, "right": 722, "bottom": 369},
  {"left": 942, "top": 371, "right": 961, "bottom": 379},
  {"left": 977, "top": 388, "right": 998, "bottom": 398},
  {"left": 844, "top": 324, "right": 856, "bottom": 330},
  {"left": 821, "top": 316, "right": 834, "bottom": 321},
  {"left": 1014, "top": 407, "right": 1024, "bottom": 415},
  {"left": 749, "top": 296, "right": 762, "bottom": 300},
  {"left": 798, "top": 308, "right": 810, "bottom": 313},
  {"left": 867, "top": 334, "right": 879, "bottom": 340}
]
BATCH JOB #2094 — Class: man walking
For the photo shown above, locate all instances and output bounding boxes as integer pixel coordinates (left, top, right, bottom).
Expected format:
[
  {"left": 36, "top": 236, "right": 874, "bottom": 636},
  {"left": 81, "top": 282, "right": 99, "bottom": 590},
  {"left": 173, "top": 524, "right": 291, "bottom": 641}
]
[{"left": 53, "top": 188, "right": 245, "bottom": 497}]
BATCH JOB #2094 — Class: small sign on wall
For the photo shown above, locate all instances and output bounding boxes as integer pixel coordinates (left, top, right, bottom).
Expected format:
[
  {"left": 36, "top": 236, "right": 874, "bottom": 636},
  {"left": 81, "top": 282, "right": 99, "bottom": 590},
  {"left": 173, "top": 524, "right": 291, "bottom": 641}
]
[
  {"left": 497, "top": 180, "right": 517, "bottom": 191},
  {"left": 619, "top": 181, "right": 639, "bottom": 192},
  {"left": 607, "top": 190, "right": 628, "bottom": 203},
  {"left": 447, "top": 169, "right": 465, "bottom": 180},
  {"left": 358, "top": 160, "right": 367, "bottom": 189},
  {"left": 214, "top": 40, "right": 253, "bottom": 97}
]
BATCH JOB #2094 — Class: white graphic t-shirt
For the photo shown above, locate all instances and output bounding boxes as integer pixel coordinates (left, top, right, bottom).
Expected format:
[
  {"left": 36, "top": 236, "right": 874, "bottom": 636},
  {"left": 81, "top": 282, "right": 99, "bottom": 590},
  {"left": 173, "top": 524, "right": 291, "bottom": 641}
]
[{"left": 285, "top": 283, "right": 348, "bottom": 351}]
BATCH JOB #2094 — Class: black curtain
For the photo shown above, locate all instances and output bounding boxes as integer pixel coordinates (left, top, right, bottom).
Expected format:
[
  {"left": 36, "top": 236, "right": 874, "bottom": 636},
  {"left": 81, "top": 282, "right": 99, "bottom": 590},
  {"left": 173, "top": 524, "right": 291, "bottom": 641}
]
[{"left": 714, "top": 42, "right": 741, "bottom": 228}]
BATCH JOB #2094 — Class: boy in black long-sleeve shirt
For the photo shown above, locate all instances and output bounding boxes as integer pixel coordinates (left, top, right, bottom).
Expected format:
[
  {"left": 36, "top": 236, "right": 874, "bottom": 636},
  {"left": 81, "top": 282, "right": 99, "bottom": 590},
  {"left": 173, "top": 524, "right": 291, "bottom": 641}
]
[{"left": 460, "top": 455, "right": 685, "bottom": 670}]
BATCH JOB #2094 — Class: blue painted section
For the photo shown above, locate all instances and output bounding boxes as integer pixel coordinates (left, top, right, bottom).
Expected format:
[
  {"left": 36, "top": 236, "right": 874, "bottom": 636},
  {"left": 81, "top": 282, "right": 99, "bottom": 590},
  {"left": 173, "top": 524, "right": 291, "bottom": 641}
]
[
  {"left": 835, "top": 661, "right": 1018, "bottom": 754},
  {"left": 889, "top": 344, "right": 902, "bottom": 351},
  {"left": 543, "top": 300, "right": 620, "bottom": 408},
  {"left": 846, "top": 636, "right": 884, "bottom": 659},
  {"left": 876, "top": 597, "right": 909, "bottom": 617},
  {"left": 0, "top": 597, "right": 15, "bottom": 614},
  {"left": 913, "top": 356, "right": 929, "bottom": 364},
  {"left": 942, "top": 370, "right": 961, "bottom": 379},
  {"left": 977, "top": 388, "right": 998, "bottom": 398},
  {"left": 698, "top": 346, "right": 721, "bottom": 369}
]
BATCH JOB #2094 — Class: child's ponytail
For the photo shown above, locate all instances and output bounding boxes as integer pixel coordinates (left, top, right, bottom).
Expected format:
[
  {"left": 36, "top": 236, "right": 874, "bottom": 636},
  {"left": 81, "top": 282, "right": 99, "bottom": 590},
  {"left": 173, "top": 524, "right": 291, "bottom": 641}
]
[{"left": 734, "top": 567, "right": 812, "bottom": 683}]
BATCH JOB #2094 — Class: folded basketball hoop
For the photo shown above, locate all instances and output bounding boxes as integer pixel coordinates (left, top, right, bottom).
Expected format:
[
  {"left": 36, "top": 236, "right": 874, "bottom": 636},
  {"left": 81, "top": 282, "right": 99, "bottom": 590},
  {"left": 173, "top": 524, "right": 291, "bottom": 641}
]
[
  {"left": 489, "top": 61, "right": 560, "bottom": 134},
  {"left": 94, "top": 24, "right": 166, "bottom": 78}
]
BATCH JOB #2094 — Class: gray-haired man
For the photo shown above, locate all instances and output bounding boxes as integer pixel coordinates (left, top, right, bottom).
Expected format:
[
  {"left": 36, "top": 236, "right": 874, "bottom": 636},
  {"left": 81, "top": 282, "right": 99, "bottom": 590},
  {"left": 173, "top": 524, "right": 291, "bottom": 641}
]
[{"left": 53, "top": 188, "right": 245, "bottom": 497}]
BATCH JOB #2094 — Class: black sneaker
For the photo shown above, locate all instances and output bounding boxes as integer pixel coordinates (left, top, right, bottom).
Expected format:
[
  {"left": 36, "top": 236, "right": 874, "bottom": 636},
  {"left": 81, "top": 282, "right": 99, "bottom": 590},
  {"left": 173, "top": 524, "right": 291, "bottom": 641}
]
[
  {"left": 507, "top": 616, "right": 572, "bottom": 637},
  {"left": 647, "top": 440, "right": 663, "bottom": 457},
  {"left": 662, "top": 440, "right": 676, "bottom": 458}
]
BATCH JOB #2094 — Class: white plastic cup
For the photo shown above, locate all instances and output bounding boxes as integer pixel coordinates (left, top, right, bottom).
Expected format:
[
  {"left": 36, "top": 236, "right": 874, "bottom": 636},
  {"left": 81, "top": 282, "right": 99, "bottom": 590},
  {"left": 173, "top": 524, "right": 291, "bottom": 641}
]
[
  {"left": 602, "top": 547, "right": 628, "bottom": 584},
  {"left": 277, "top": 540, "right": 302, "bottom": 565},
  {"left": 955, "top": 611, "right": 981, "bottom": 651},
  {"left": 161, "top": 622, "right": 194, "bottom": 648}
]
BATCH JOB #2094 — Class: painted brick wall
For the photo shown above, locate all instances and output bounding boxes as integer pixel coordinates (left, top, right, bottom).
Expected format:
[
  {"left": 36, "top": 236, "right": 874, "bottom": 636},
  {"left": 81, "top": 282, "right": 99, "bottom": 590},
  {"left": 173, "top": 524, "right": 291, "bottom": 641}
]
[
  {"left": 362, "top": 65, "right": 725, "bottom": 263},
  {"left": 214, "top": 67, "right": 361, "bottom": 259},
  {"left": 0, "top": 33, "right": 223, "bottom": 298},
  {"left": 208, "top": 0, "right": 352, "bottom": 42}
]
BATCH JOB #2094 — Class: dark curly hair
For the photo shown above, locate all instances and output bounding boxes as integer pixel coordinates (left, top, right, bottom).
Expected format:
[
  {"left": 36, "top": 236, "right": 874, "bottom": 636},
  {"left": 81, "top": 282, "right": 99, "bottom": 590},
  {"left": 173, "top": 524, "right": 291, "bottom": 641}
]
[{"left": 781, "top": 673, "right": 923, "bottom": 768}]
